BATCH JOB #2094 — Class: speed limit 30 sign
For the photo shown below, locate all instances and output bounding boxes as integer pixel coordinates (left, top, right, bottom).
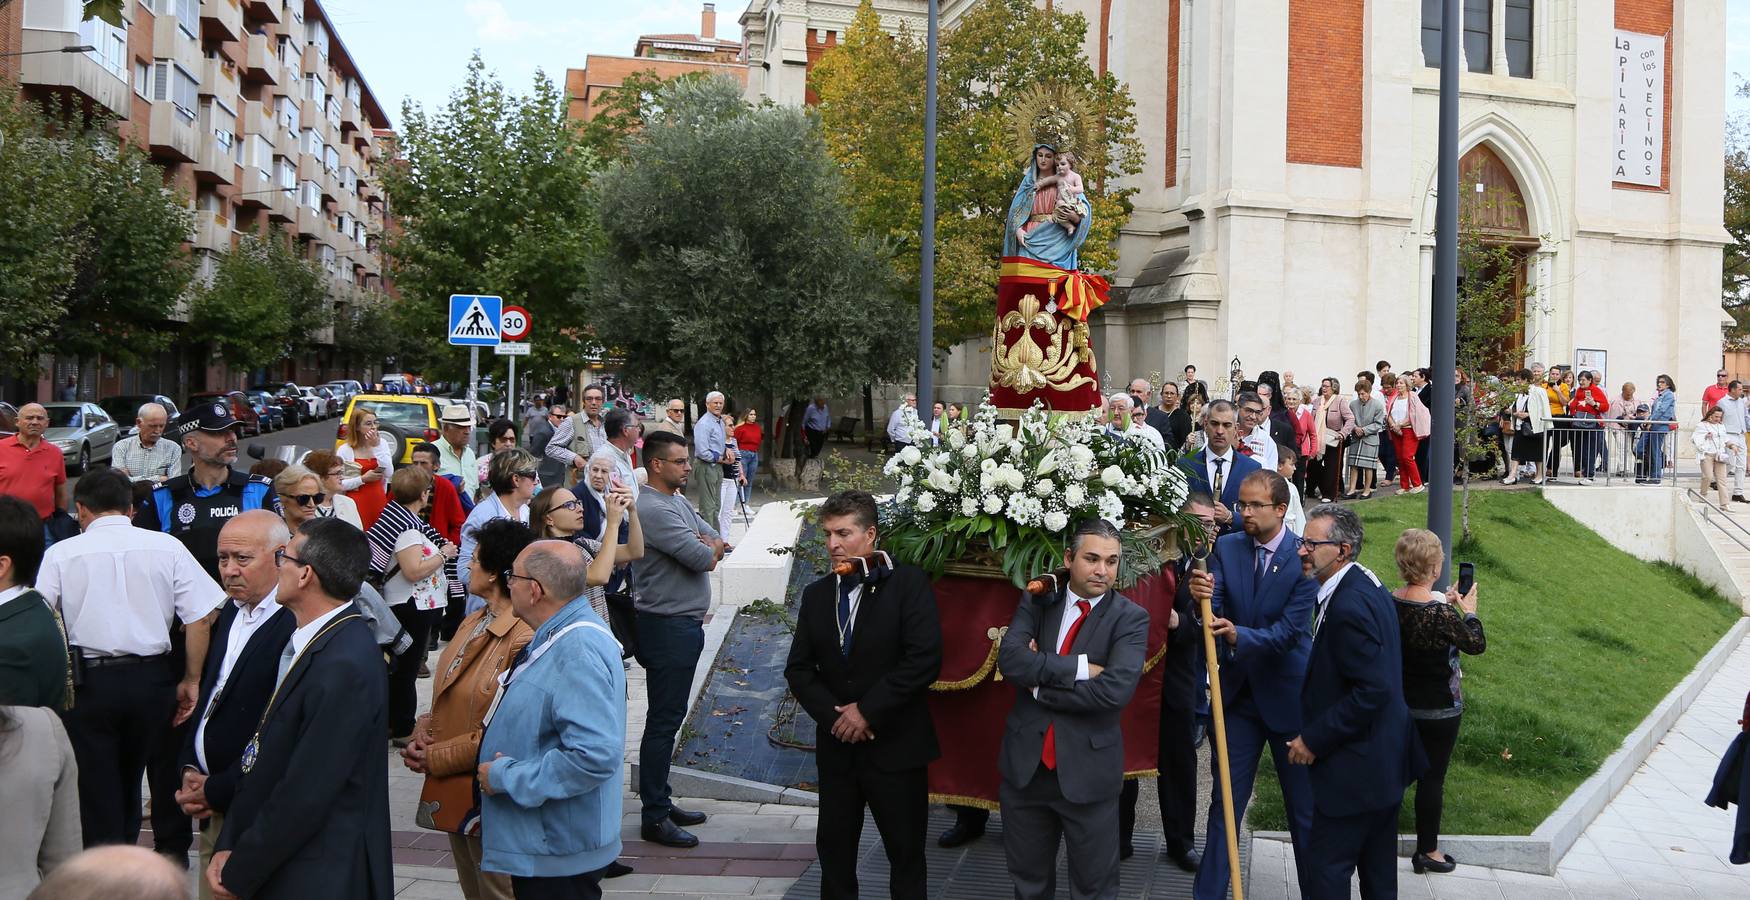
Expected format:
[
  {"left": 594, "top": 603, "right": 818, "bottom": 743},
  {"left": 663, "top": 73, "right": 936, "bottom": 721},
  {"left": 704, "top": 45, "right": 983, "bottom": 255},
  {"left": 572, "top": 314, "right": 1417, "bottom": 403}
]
[{"left": 500, "top": 306, "right": 532, "bottom": 342}]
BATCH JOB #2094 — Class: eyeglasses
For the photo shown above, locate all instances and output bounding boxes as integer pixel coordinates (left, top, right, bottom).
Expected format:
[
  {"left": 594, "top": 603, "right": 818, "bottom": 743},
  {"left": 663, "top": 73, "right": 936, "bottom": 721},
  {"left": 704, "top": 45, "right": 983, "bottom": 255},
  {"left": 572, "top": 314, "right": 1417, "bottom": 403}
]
[
  {"left": 1298, "top": 539, "right": 1342, "bottom": 552},
  {"left": 515, "top": 470, "right": 538, "bottom": 480},
  {"left": 1242, "top": 406, "right": 1266, "bottom": 416},
  {"left": 280, "top": 492, "right": 325, "bottom": 507},
  {"left": 654, "top": 455, "right": 690, "bottom": 466},
  {"left": 1236, "top": 501, "right": 1282, "bottom": 512},
  {"left": 274, "top": 548, "right": 307, "bottom": 568},
  {"left": 555, "top": 499, "right": 583, "bottom": 512},
  {"left": 502, "top": 570, "right": 543, "bottom": 590}
]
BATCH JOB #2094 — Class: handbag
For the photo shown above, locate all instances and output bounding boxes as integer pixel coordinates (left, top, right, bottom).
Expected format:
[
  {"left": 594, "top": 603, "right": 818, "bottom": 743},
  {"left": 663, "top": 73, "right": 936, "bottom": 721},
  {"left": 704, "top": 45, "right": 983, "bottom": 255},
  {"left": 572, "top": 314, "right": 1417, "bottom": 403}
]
[
  {"left": 1516, "top": 417, "right": 1535, "bottom": 438},
  {"left": 605, "top": 590, "right": 638, "bottom": 659}
]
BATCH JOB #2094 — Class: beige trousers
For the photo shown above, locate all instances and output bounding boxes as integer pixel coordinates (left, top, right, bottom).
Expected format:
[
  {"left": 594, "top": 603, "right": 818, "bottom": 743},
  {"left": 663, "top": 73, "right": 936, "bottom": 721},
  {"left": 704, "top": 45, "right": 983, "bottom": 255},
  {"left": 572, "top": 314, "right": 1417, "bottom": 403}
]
[
  {"left": 450, "top": 832, "right": 515, "bottom": 900},
  {"left": 198, "top": 812, "right": 224, "bottom": 900}
]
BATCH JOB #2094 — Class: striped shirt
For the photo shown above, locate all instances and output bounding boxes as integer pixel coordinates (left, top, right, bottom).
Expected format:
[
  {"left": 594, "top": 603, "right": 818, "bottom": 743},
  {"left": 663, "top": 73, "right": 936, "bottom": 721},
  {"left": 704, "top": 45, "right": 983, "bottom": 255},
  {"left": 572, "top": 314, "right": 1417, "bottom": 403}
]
[{"left": 112, "top": 435, "right": 181, "bottom": 483}]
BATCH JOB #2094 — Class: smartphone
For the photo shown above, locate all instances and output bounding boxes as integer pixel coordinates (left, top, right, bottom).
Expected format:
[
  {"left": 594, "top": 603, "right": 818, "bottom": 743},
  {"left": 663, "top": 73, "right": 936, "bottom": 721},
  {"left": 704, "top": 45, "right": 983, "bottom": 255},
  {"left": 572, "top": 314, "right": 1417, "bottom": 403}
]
[
  {"left": 1456, "top": 562, "right": 1474, "bottom": 596},
  {"left": 610, "top": 473, "right": 625, "bottom": 489}
]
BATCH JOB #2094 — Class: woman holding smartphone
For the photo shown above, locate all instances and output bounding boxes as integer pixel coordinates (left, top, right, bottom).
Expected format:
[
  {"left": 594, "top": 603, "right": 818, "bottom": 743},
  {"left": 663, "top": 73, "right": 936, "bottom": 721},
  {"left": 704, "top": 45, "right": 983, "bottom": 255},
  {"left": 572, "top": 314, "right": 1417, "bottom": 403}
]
[{"left": 1390, "top": 528, "right": 1486, "bottom": 875}]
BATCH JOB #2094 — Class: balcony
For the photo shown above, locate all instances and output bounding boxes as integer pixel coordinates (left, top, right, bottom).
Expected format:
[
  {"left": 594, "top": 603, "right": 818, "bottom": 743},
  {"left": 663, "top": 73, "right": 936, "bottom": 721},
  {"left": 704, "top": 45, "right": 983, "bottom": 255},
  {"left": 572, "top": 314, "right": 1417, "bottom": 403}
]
[
  {"left": 194, "top": 213, "right": 235, "bottom": 253},
  {"left": 201, "top": 0, "right": 243, "bottom": 43},
  {"left": 237, "top": 165, "right": 272, "bottom": 208},
  {"left": 17, "top": 29, "right": 131, "bottom": 119},
  {"left": 148, "top": 102, "right": 200, "bottom": 162},
  {"left": 200, "top": 56, "right": 240, "bottom": 107},
  {"left": 295, "top": 204, "right": 323, "bottom": 238},
  {"left": 340, "top": 95, "right": 363, "bottom": 133},
  {"left": 193, "top": 137, "right": 236, "bottom": 185},
  {"left": 241, "top": 31, "right": 279, "bottom": 85},
  {"left": 152, "top": 16, "right": 203, "bottom": 74},
  {"left": 240, "top": 98, "right": 272, "bottom": 138},
  {"left": 265, "top": 186, "right": 296, "bottom": 223},
  {"left": 243, "top": 0, "right": 282, "bottom": 23}
]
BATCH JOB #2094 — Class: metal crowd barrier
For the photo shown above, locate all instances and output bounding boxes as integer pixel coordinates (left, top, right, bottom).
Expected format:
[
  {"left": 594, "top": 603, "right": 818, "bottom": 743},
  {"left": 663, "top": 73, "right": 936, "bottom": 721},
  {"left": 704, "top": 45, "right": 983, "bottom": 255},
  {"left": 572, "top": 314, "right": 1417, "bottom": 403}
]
[{"left": 1499, "top": 417, "right": 1682, "bottom": 487}]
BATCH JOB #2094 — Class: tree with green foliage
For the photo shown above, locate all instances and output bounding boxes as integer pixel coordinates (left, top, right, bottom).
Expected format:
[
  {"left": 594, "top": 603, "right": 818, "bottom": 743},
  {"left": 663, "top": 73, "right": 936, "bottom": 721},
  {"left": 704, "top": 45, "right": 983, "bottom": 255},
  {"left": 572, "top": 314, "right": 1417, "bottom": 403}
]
[
  {"left": 0, "top": 87, "right": 82, "bottom": 377},
  {"left": 587, "top": 75, "right": 914, "bottom": 425},
  {"left": 55, "top": 139, "right": 194, "bottom": 367},
  {"left": 811, "top": 0, "right": 1144, "bottom": 349},
  {"left": 380, "top": 54, "right": 598, "bottom": 380},
  {"left": 1723, "top": 78, "right": 1750, "bottom": 347},
  {"left": 1453, "top": 181, "right": 1532, "bottom": 540},
  {"left": 187, "top": 231, "right": 330, "bottom": 372},
  {"left": 577, "top": 68, "right": 710, "bottom": 163}
]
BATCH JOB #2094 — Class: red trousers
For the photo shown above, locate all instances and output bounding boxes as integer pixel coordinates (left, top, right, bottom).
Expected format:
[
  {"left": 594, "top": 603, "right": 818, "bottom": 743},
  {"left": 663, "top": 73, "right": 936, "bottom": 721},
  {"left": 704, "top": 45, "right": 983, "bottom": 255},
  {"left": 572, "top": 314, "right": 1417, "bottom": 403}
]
[{"left": 1394, "top": 430, "right": 1423, "bottom": 489}]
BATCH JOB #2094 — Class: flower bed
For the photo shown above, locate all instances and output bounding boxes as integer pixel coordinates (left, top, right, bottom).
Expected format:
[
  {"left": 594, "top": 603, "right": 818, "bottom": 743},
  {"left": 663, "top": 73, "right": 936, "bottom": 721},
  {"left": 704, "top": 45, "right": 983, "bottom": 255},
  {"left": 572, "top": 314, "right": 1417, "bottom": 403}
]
[{"left": 880, "top": 397, "right": 1194, "bottom": 587}]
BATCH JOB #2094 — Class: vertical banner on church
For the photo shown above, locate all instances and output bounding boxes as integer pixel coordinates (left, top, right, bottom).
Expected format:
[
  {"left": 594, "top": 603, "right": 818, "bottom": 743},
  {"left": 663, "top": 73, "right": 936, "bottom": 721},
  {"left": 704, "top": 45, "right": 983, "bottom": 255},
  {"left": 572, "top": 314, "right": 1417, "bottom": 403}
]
[{"left": 1612, "top": 30, "right": 1665, "bottom": 188}]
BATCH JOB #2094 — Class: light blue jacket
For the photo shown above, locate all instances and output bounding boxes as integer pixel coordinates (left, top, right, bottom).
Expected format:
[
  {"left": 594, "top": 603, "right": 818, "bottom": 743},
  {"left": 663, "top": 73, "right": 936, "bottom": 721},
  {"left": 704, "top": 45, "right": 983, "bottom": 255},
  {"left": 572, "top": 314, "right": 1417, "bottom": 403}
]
[
  {"left": 459, "top": 493, "right": 522, "bottom": 614},
  {"left": 479, "top": 598, "right": 625, "bottom": 878}
]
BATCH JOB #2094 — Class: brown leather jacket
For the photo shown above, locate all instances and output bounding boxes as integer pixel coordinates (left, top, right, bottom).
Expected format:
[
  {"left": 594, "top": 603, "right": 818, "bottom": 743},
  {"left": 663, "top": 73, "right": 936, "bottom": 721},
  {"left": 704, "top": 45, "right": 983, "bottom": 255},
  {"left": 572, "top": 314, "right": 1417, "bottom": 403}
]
[{"left": 418, "top": 602, "right": 533, "bottom": 832}]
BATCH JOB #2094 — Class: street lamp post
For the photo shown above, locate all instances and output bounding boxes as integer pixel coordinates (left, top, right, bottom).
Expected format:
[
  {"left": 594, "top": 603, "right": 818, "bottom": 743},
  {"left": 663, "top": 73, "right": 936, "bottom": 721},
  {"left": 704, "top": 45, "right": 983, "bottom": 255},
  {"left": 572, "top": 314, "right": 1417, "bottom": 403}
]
[
  {"left": 1428, "top": 0, "right": 1461, "bottom": 584},
  {"left": 0, "top": 45, "right": 96, "bottom": 58},
  {"left": 917, "top": 0, "right": 938, "bottom": 431}
]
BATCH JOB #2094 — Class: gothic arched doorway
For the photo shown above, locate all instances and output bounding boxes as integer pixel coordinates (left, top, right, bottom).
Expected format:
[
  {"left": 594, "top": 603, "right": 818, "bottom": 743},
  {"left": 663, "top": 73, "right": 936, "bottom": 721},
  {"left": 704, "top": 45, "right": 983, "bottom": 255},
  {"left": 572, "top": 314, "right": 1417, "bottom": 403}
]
[{"left": 1458, "top": 144, "right": 1537, "bottom": 370}]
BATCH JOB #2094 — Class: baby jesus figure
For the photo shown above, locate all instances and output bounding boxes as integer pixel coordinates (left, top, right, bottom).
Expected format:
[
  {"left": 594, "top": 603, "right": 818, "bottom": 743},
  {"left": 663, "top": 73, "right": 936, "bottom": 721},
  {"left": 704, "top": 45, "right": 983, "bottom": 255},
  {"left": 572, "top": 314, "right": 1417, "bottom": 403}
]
[{"left": 1036, "top": 152, "right": 1089, "bottom": 234}]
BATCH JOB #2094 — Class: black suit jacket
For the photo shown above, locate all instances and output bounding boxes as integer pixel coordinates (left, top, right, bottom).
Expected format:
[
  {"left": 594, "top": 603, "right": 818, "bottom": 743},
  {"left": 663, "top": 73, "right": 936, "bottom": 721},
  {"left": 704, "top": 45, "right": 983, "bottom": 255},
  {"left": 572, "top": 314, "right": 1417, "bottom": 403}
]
[
  {"left": 217, "top": 606, "right": 392, "bottom": 900},
  {"left": 1300, "top": 566, "right": 1423, "bottom": 818},
  {"left": 1161, "top": 558, "right": 1201, "bottom": 711},
  {"left": 0, "top": 589, "right": 68, "bottom": 708},
  {"left": 785, "top": 562, "right": 943, "bottom": 773},
  {"left": 182, "top": 598, "right": 295, "bottom": 815}
]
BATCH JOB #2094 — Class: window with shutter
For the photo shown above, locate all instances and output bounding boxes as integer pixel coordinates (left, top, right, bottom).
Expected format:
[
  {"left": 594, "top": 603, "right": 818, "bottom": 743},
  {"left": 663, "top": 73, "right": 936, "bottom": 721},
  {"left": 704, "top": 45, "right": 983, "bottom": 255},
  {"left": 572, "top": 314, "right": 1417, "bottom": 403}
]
[{"left": 152, "top": 61, "right": 170, "bottom": 102}]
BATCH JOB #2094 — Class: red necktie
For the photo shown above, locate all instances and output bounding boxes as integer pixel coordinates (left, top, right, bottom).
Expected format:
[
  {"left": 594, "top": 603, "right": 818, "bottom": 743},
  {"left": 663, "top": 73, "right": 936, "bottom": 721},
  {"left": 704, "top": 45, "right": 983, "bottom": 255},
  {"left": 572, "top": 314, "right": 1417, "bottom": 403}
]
[
  {"left": 1238, "top": 443, "right": 1253, "bottom": 456},
  {"left": 1041, "top": 599, "right": 1093, "bottom": 770}
]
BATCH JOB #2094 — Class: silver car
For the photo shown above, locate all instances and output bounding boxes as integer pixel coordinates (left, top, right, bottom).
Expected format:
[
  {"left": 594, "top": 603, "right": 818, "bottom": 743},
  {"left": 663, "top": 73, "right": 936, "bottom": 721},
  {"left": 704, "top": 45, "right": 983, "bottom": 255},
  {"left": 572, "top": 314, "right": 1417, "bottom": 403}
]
[{"left": 44, "top": 402, "right": 118, "bottom": 474}]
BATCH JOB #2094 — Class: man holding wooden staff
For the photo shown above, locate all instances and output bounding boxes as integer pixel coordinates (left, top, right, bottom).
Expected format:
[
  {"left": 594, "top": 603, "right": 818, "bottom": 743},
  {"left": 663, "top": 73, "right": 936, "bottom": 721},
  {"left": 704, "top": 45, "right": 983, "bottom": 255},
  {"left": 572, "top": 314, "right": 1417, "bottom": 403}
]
[{"left": 1186, "top": 469, "right": 1318, "bottom": 899}]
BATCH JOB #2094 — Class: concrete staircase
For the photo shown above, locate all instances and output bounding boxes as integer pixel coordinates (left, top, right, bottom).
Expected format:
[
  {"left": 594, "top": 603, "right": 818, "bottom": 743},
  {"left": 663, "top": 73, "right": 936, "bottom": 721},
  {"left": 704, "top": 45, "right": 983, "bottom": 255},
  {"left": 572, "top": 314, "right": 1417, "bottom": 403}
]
[{"left": 1682, "top": 491, "right": 1750, "bottom": 610}]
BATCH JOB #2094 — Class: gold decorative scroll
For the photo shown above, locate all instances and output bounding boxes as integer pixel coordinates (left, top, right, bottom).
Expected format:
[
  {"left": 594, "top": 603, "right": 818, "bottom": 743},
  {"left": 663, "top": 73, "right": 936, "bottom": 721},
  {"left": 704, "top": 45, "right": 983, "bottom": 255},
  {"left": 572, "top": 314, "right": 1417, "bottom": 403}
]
[{"left": 990, "top": 292, "right": 1096, "bottom": 395}]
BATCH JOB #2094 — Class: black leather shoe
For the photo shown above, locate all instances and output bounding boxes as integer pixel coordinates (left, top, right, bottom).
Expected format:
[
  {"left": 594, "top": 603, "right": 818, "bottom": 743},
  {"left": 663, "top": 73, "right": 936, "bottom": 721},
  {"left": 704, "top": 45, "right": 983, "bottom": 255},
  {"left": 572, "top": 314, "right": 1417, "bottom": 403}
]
[
  {"left": 599, "top": 861, "right": 634, "bottom": 879},
  {"left": 1169, "top": 848, "right": 1201, "bottom": 872},
  {"left": 1119, "top": 842, "right": 1135, "bottom": 860},
  {"left": 640, "top": 820, "right": 699, "bottom": 848},
  {"left": 668, "top": 806, "right": 708, "bottom": 827},
  {"left": 937, "top": 818, "right": 986, "bottom": 848},
  {"left": 1411, "top": 852, "right": 1457, "bottom": 874}
]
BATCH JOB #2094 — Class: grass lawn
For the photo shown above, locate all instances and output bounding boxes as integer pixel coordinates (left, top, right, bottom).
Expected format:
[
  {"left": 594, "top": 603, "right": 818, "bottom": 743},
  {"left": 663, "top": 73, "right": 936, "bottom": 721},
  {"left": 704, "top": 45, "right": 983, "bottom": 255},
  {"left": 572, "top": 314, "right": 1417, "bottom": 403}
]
[{"left": 1242, "top": 489, "right": 1741, "bottom": 836}]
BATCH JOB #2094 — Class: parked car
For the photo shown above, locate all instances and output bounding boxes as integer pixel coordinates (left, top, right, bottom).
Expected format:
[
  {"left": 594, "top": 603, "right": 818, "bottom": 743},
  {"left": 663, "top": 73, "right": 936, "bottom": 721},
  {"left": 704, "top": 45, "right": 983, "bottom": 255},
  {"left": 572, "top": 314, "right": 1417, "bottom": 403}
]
[
  {"left": 298, "top": 388, "right": 332, "bottom": 419},
  {"left": 313, "top": 386, "right": 342, "bottom": 417},
  {"left": 43, "top": 402, "right": 119, "bottom": 474},
  {"left": 323, "top": 380, "right": 362, "bottom": 404},
  {"left": 244, "top": 391, "right": 285, "bottom": 431},
  {"left": 250, "top": 383, "right": 308, "bottom": 426},
  {"left": 188, "top": 391, "right": 261, "bottom": 437},
  {"left": 0, "top": 402, "right": 16, "bottom": 438},
  {"left": 337, "top": 393, "right": 441, "bottom": 465},
  {"left": 97, "top": 394, "right": 181, "bottom": 438}
]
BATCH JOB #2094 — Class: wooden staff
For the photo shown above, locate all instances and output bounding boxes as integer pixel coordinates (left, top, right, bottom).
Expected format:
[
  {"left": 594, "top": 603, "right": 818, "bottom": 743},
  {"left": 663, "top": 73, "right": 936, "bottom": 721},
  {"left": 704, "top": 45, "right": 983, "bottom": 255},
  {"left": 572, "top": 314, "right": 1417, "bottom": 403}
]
[{"left": 1194, "top": 551, "right": 1244, "bottom": 900}]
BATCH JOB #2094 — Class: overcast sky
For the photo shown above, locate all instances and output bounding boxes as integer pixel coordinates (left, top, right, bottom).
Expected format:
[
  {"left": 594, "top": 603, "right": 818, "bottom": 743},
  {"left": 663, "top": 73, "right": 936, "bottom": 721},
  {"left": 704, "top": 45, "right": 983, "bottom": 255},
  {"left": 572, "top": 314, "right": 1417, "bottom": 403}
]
[{"left": 333, "top": 0, "right": 1750, "bottom": 135}]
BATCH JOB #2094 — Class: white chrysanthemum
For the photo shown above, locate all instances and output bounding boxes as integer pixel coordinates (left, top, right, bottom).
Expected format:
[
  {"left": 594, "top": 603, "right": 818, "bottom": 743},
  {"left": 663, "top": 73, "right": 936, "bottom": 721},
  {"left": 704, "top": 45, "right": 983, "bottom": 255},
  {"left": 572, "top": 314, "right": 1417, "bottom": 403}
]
[
  {"left": 947, "top": 428, "right": 966, "bottom": 449},
  {"left": 1043, "top": 510, "right": 1069, "bottom": 533},
  {"left": 1101, "top": 465, "right": 1124, "bottom": 487},
  {"left": 983, "top": 494, "right": 1004, "bottom": 514},
  {"left": 1064, "top": 483, "right": 1087, "bottom": 507},
  {"left": 1033, "top": 478, "right": 1054, "bottom": 497},
  {"left": 980, "top": 472, "right": 996, "bottom": 492},
  {"left": 1069, "top": 444, "right": 1095, "bottom": 464},
  {"left": 896, "top": 486, "right": 912, "bottom": 505},
  {"left": 995, "top": 423, "right": 1015, "bottom": 443},
  {"left": 961, "top": 497, "right": 979, "bottom": 516},
  {"left": 1097, "top": 490, "right": 1124, "bottom": 524},
  {"left": 961, "top": 444, "right": 979, "bottom": 460},
  {"left": 915, "top": 491, "right": 936, "bottom": 513}
]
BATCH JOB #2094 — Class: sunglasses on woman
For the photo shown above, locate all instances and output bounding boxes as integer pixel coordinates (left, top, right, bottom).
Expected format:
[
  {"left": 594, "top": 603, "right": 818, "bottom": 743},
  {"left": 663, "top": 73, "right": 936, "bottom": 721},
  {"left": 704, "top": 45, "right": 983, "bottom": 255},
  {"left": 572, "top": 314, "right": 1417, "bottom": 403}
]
[{"left": 280, "top": 492, "right": 326, "bottom": 507}]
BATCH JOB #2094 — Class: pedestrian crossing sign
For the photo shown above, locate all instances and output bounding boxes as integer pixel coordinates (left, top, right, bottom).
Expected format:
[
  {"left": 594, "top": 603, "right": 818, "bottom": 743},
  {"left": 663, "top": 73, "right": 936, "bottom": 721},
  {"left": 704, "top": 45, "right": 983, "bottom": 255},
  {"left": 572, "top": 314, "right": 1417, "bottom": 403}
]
[{"left": 448, "top": 294, "right": 502, "bottom": 346}]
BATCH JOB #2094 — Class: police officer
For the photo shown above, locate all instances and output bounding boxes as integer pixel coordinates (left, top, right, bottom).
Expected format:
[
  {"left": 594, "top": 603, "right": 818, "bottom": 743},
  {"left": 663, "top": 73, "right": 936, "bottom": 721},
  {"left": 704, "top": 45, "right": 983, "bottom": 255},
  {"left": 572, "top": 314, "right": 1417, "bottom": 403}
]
[
  {"left": 132, "top": 399, "right": 275, "bottom": 867},
  {"left": 136, "top": 401, "right": 277, "bottom": 580}
]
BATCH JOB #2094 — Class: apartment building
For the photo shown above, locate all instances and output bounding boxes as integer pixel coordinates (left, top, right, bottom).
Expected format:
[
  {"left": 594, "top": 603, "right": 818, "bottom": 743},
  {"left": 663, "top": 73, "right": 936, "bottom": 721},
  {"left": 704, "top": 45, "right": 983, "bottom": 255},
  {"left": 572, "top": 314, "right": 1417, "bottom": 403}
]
[
  {"left": 565, "top": 3, "right": 747, "bottom": 123},
  {"left": 8, "top": 0, "right": 392, "bottom": 401}
]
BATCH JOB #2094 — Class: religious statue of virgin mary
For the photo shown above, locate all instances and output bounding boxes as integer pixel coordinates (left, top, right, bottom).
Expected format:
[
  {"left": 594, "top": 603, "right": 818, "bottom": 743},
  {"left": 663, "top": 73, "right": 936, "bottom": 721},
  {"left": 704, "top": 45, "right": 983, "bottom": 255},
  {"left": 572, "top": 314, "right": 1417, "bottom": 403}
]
[{"left": 1003, "top": 143, "right": 1091, "bottom": 270}]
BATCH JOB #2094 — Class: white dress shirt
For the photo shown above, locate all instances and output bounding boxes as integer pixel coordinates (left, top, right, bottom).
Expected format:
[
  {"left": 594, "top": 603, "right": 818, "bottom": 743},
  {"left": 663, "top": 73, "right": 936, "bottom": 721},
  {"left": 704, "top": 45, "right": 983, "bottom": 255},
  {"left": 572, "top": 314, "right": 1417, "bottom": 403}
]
[
  {"left": 37, "top": 515, "right": 224, "bottom": 657},
  {"left": 1310, "top": 561, "right": 1355, "bottom": 640},
  {"left": 1033, "top": 590, "right": 1101, "bottom": 697},
  {"left": 1204, "top": 447, "right": 1236, "bottom": 496},
  {"left": 277, "top": 602, "right": 354, "bottom": 686},
  {"left": 194, "top": 589, "right": 282, "bottom": 772}
]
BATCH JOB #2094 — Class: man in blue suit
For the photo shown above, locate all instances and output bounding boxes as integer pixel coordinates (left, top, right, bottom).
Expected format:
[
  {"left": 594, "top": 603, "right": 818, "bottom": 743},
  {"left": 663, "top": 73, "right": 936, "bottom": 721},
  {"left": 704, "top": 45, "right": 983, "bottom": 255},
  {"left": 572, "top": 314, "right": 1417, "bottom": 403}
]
[
  {"left": 1187, "top": 470, "right": 1316, "bottom": 900},
  {"left": 1288, "top": 503, "right": 1422, "bottom": 900},
  {"left": 1179, "top": 400, "right": 1260, "bottom": 536}
]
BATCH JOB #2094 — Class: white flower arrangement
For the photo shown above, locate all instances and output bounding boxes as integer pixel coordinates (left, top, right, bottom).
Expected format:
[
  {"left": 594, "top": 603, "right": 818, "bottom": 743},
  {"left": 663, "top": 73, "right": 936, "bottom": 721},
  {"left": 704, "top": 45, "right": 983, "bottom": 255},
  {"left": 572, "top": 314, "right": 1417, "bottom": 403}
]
[{"left": 881, "top": 395, "right": 1192, "bottom": 585}]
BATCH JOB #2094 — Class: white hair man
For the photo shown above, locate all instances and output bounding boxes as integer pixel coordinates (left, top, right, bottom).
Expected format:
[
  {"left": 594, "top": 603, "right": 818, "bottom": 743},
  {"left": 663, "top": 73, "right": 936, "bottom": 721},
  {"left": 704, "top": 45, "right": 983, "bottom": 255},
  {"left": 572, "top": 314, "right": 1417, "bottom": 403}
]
[
  {"left": 693, "top": 392, "right": 732, "bottom": 531},
  {"left": 113, "top": 402, "right": 181, "bottom": 485}
]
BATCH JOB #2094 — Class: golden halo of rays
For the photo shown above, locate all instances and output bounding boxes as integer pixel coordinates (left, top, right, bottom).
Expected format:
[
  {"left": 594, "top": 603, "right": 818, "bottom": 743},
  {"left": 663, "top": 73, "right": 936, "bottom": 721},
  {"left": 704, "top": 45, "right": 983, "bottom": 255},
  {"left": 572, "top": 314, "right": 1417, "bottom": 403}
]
[{"left": 1008, "top": 83, "right": 1099, "bottom": 172}]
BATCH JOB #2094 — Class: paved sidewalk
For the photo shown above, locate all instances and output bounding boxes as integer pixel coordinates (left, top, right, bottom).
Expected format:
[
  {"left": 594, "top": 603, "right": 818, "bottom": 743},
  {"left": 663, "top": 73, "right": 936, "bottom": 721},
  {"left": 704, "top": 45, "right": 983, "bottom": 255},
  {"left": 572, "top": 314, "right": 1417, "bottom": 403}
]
[{"left": 1247, "top": 632, "right": 1750, "bottom": 899}]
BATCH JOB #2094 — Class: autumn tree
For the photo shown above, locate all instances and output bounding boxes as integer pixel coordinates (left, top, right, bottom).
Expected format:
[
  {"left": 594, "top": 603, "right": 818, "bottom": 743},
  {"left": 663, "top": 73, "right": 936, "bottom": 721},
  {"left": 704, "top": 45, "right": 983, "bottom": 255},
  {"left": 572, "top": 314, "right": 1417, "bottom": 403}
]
[{"left": 811, "top": 0, "right": 1144, "bottom": 349}]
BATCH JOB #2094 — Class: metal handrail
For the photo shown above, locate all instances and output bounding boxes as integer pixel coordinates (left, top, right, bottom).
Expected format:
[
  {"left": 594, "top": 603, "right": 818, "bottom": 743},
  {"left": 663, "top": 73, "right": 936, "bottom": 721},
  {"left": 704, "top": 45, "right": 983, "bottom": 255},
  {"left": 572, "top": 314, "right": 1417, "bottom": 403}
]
[{"left": 1686, "top": 489, "right": 1750, "bottom": 553}]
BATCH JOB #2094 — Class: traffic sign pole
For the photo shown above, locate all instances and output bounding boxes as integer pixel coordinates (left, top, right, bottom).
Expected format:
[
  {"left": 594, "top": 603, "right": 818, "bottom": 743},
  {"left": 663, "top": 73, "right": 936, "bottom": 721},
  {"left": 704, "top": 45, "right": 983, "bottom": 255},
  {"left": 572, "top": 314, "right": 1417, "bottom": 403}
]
[
  {"left": 468, "top": 347, "right": 479, "bottom": 415},
  {"left": 507, "top": 354, "right": 516, "bottom": 426}
]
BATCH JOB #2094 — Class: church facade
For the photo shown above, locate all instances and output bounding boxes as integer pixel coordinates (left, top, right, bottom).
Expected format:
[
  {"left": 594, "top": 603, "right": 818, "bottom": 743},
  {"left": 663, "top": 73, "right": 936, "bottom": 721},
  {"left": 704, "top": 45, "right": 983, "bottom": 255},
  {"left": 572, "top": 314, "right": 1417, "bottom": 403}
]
[{"left": 742, "top": 0, "right": 1729, "bottom": 409}]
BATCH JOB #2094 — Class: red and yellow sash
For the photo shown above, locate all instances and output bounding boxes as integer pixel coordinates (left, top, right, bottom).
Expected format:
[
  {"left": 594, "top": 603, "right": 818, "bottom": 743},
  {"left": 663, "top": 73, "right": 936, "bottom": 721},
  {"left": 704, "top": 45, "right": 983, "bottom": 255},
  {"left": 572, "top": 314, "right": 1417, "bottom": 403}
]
[{"left": 999, "top": 257, "right": 1111, "bottom": 323}]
